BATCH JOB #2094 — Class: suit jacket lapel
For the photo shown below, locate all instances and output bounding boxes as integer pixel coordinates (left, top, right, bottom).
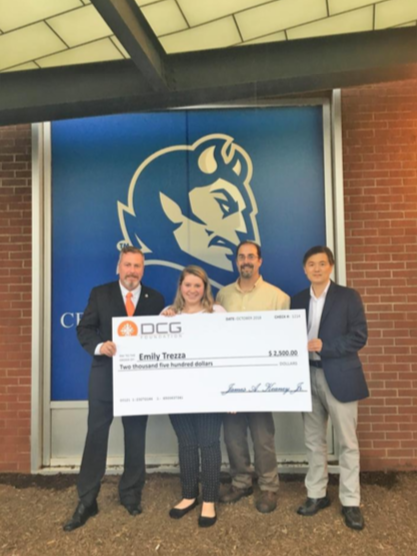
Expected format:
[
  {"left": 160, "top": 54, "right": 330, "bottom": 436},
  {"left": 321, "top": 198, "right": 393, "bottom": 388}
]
[
  {"left": 299, "top": 289, "right": 311, "bottom": 326},
  {"left": 319, "top": 281, "right": 336, "bottom": 330},
  {"left": 111, "top": 281, "right": 128, "bottom": 316},
  {"left": 135, "top": 284, "right": 150, "bottom": 316}
]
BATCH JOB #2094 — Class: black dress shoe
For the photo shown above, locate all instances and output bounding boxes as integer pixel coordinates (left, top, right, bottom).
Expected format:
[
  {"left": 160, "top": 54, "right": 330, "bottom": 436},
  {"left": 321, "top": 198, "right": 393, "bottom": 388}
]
[
  {"left": 169, "top": 499, "right": 199, "bottom": 519},
  {"left": 122, "top": 502, "right": 142, "bottom": 516},
  {"left": 342, "top": 506, "right": 365, "bottom": 530},
  {"left": 297, "top": 496, "right": 331, "bottom": 516},
  {"left": 63, "top": 500, "right": 98, "bottom": 532},
  {"left": 198, "top": 510, "right": 217, "bottom": 528}
]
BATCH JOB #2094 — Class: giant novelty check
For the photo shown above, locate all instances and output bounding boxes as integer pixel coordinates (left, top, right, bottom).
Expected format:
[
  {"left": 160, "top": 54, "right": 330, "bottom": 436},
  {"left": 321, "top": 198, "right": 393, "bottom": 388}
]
[{"left": 112, "top": 310, "right": 311, "bottom": 416}]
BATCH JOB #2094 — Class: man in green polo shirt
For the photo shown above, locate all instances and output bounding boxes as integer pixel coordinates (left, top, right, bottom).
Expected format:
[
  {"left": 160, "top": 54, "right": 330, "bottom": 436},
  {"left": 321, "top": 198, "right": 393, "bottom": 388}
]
[{"left": 217, "top": 240, "right": 289, "bottom": 513}]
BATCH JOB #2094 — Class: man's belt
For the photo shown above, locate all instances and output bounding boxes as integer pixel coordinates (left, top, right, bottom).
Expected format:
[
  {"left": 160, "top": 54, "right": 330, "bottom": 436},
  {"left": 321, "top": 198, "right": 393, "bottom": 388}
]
[{"left": 309, "top": 360, "right": 323, "bottom": 368}]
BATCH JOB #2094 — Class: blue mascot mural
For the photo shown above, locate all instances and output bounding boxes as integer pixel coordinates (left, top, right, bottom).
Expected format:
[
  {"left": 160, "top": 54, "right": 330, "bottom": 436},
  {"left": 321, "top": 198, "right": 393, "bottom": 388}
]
[
  {"left": 51, "top": 107, "right": 327, "bottom": 400},
  {"left": 119, "top": 134, "right": 260, "bottom": 288}
]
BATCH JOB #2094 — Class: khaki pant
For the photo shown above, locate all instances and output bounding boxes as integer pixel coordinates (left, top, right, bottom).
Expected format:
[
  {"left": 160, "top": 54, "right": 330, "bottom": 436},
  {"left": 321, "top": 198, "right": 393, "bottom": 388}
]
[
  {"left": 303, "top": 366, "right": 360, "bottom": 506},
  {"left": 223, "top": 412, "right": 279, "bottom": 492}
]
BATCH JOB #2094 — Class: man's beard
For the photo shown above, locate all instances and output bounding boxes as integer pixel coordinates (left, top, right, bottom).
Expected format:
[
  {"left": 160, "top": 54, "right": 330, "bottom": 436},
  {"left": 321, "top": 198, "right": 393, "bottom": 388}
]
[
  {"left": 239, "top": 265, "right": 254, "bottom": 279},
  {"left": 125, "top": 275, "right": 139, "bottom": 288}
]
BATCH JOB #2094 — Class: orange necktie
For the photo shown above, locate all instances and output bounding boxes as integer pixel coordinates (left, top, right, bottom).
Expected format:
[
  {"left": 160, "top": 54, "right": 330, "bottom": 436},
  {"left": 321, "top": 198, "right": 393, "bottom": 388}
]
[{"left": 125, "top": 292, "right": 135, "bottom": 316}]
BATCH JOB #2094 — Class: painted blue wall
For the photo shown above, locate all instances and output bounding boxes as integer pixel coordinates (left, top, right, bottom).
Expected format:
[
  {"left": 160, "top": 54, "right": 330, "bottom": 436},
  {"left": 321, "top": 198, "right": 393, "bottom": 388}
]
[{"left": 51, "top": 107, "right": 326, "bottom": 400}]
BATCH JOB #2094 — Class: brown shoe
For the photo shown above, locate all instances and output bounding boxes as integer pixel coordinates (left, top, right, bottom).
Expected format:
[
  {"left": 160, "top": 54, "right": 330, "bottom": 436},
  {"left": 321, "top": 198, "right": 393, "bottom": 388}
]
[
  {"left": 219, "top": 485, "right": 253, "bottom": 504},
  {"left": 256, "top": 491, "right": 278, "bottom": 514}
]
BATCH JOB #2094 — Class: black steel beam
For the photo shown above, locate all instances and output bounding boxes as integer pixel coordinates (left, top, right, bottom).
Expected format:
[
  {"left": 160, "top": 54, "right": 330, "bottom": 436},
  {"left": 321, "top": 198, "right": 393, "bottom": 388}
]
[
  {"left": 0, "top": 28, "right": 416, "bottom": 126},
  {"left": 167, "top": 27, "right": 417, "bottom": 91},
  {"left": 0, "top": 61, "right": 150, "bottom": 125},
  {"left": 91, "top": 0, "right": 167, "bottom": 91}
]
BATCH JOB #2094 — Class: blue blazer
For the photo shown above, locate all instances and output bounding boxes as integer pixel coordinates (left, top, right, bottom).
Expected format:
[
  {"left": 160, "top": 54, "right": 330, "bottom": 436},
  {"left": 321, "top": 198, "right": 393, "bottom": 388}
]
[{"left": 291, "top": 281, "right": 369, "bottom": 403}]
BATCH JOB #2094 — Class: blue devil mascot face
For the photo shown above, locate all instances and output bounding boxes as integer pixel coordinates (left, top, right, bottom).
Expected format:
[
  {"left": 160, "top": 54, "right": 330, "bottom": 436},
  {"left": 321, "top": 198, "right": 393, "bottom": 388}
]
[{"left": 118, "top": 134, "right": 260, "bottom": 284}]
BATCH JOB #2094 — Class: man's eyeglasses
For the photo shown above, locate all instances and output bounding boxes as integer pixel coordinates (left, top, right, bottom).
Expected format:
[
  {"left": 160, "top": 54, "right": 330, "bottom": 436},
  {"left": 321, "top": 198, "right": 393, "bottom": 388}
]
[{"left": 237, "top": 254, "right": 258, "bottom": 261}]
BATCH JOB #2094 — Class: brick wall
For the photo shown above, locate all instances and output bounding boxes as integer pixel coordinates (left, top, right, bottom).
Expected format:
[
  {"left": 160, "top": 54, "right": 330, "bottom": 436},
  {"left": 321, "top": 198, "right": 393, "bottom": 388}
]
[
  {"left": 0, "top": 81, "right": 416, "bottom": 473},
  {"left": 342, "top": 81, "right": 417, "bottom": 470},
  {"left": 0, "top": 125, "right": 32, "bottom": 472}
]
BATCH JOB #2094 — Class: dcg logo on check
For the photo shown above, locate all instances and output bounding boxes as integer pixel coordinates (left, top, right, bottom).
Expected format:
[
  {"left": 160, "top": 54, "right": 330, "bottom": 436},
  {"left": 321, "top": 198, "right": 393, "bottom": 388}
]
[{"left": 140, "top": 322, "right": 182, "bottom": 335}]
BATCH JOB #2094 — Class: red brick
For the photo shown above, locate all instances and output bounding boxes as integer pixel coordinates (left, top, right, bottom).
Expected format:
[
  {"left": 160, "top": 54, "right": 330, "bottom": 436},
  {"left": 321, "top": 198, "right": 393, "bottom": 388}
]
[
  {"left": 385, "top": 415, "right": 413, "bottom": 423},
  {"left": 0, "top": 124, "right": 32, "bottom": 473},
  {"left": 386, "top": 450, "right": 415, "bottom": 458}
]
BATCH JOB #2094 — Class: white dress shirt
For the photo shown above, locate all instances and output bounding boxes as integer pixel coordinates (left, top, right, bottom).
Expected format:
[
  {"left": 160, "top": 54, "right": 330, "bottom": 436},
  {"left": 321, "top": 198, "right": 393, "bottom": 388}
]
[{"left": 307, "top": 280, "right": 331, "bottom": 361}]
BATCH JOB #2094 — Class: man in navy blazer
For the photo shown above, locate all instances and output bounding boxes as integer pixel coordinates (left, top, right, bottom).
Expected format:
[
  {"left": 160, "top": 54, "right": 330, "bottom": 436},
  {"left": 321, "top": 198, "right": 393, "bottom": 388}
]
[
  {"left": 64, "top": 246, "right": 165, "bottom": 531},
  {"left": 291, "top": 246, "right": 368, "bottom": 531}
]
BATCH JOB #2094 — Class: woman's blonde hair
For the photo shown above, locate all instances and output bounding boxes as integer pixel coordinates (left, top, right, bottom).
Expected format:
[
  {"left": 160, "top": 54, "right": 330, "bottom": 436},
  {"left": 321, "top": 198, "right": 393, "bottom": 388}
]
[{"left": 172, "top": 265, "right": 215, "bottom": 313}]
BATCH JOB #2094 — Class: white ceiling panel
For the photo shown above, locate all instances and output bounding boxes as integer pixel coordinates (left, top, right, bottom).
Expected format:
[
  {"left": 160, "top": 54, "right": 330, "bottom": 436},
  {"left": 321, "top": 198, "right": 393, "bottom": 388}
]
[
  {"left": 0, "top": 0, "right": 82, "bottom": 32},
  {"left": 0, "top": 0, "right": 414, "bottom": 72},
  {"left": 0, "top": 21, "right": 67, "bottom": 71},
  {"left": 37, "top": 38, "right": 123, "bottom": 68},
  {"left": 142, "top": 0, "right": 188, "bottom": 36},
  {"left": 160, "top": 16, "right": 241, "bottom": 53},
  {"left": 375, "top": 0, "right": 417, "bottom": 29},
  {"left": 3, "top": 61, "right": 39, "bottom": 72},
  {"left": 395, "top": 21, "right": 417, "bottom": 27},
  {"left": 47, "top": 5, "right": 112, "bottom": 48},
  {"left": 135, "top": 0, "right": 159, "bottom": 6},
  {"left": 177, "top": 0, "right": 268, "bottom": 27},
  {"left": 329, "top": 0, "right": 385, "bottom": 16},
  {"left": 288, "top": 6, "right": 373, "bottom": 40},
  {"left": 242, "top": 31, "right": 286, "bottom": 45},
  {"left": 236, "top": 0, "right": 328, "bottom": 41}
]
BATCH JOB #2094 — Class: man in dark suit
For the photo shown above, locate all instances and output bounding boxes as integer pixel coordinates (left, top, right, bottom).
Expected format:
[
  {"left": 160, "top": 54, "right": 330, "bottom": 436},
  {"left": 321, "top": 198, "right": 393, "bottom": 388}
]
[
  {"left": 291, "top": 246, "right": 368, "bottom": 531},
  {"left": 63, "top": 246, "right": 165, "bottom": 532}
]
